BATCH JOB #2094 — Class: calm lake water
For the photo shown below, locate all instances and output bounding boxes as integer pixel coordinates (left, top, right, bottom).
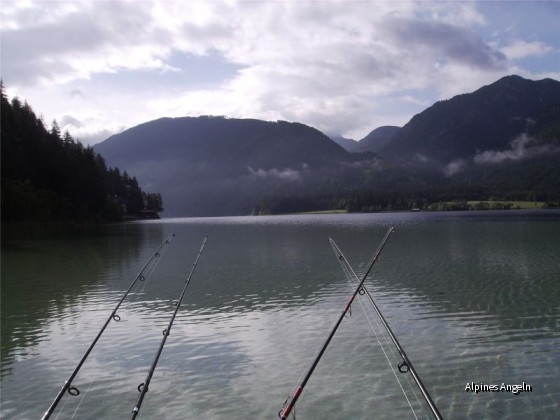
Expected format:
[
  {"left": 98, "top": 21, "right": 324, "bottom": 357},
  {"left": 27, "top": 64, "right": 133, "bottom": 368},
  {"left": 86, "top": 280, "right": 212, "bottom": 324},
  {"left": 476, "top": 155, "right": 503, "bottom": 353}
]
[{"left": 1, "top": 211, "right": 559, "bottom": 419}]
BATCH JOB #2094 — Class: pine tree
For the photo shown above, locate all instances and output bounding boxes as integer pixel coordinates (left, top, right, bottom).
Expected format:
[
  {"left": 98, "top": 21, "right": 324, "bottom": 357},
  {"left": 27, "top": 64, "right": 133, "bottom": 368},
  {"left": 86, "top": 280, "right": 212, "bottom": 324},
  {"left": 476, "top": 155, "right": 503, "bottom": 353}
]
[{"left": 1, "top": 83, "right": 163, "bottom": 222}]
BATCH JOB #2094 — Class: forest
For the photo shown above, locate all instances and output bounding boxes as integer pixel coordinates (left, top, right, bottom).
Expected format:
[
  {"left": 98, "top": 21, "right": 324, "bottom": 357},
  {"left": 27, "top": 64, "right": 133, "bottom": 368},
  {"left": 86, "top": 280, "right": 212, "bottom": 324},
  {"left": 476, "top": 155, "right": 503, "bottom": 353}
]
[
  {"left": 251, "top": 178, "right": 559, "bottom": 216},
  {"left": 1, "top": 82, "right": 162, "bottom": 223}
]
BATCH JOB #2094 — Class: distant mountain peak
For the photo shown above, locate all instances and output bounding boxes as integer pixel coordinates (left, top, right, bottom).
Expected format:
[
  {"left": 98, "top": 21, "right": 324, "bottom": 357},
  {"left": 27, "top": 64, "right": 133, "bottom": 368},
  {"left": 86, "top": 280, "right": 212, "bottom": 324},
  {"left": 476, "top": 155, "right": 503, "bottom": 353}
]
[
  {"left": 329, "top": 135, "right": 360, "bottom": 152},
  {"left": 356, "top": 125, "right": 401, "bottom": 153},
  {"left": 377, "top": 75, "right": 560, "bottom": 164}
]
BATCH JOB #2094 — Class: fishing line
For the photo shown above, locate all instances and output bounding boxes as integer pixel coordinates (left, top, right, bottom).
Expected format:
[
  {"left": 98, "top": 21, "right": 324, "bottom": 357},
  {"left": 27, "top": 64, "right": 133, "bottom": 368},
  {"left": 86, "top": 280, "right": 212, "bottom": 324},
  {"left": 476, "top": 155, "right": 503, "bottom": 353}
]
[
  {"left": 131, "top": 235, "right": 208, "bottom": 419},
  {"left": 54, "top": 386, "right": 71, "bottom": 420},
  {"left": 62, "top": 235, "right": 174, "bottom": 419},
  {"left": 340, "top": 259, "right": 425, "bottom": 416},
  {"left": 330, "top": 238, "right": 442, "bottom": 420},
  {"left": 278, "top": 228, "right": 394, "bottom": 420},
  {"left": 53, "top": 363, "right": 88, "bottom": 420},
  {"left": 367, "top": 298, "right": 428, "bottom": 419},
  {"left": 277, "top": 283, "right": 353, "bottom": 420},
  {"left": 362, "top": 289, "right": 429, "bottom": 420},
  {"left": 42, "top": 233, "right": 176, "bottom": 420},
  {"left": 70, "top": 378, "right": 93, "bottom": 419},
  {"left": 338, "top": 246, "right": 429, "bottom": 419},
  {"left": 338, "top": 259, "right": 422, "bottom": 419},
  {"left": 129, "top": 241, "right": 170, "bottom": 304}
]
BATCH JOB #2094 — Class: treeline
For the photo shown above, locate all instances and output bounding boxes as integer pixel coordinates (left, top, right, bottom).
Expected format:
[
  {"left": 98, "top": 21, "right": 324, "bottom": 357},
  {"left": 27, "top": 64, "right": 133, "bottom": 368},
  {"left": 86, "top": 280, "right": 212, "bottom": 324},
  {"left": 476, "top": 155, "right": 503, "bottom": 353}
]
[
  {"left": 1, "top": 83, "right": 162, "bottom": 223},
  {"left": 252, "top": 184, "right": 559, "bottom": 215},
  {"left": 252, "top": 146, "right": 560, "bottom": 215},
  {"left": 251, "top": 189, "right": 455, "bottom": 215}
]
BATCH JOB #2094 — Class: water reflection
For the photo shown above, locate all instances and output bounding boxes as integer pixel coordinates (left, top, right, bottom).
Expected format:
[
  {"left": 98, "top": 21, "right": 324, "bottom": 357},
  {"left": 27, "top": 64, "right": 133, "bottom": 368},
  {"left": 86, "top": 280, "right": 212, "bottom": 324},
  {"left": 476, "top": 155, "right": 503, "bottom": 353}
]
[
  {"left": 1, "top": 222, "right": 166, "bottom": 374},
  {"left": 1, "top": 211, "right": 559, "bottom": 419}
]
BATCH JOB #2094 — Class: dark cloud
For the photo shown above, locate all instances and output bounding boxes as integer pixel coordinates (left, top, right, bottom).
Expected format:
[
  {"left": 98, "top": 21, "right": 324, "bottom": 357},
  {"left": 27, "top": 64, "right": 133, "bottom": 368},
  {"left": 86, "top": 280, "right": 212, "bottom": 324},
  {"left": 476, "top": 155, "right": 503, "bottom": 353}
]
[
  {"left": 384, "top": 16, "right": 508, "bottom": 70},
  {"left": 2, "top": 14, "right": 107, "bottom": 84},
  {"left": 1, "top": 2, "right": 161, "bottom": 86},
  {"left": 60, "top": 115, "right": 83, "bottom": 127}
]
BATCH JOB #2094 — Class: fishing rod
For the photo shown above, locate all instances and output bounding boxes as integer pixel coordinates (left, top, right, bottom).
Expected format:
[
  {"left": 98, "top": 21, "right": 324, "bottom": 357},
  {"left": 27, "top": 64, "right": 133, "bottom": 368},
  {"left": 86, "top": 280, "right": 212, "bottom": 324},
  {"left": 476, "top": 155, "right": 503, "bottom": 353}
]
[
  {"left": 278, "top": 227, "right": 393, "bottom": 420},
  {"left": 42, "top": 233, "right": 176, "bottom": 420},
  {"left": 131, "top": 235, "right": 208, "bottom": 419},
  {"left": 329, "top": 237, "right": 443, "bottom": 420}
]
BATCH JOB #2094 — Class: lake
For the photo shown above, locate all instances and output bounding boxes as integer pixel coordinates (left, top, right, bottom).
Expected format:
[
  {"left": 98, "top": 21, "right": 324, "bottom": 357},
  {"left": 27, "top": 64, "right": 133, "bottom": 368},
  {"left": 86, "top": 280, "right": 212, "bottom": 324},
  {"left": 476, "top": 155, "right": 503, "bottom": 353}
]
[{"left": 1, "top": 211, "right": 559, "bottom": 419}]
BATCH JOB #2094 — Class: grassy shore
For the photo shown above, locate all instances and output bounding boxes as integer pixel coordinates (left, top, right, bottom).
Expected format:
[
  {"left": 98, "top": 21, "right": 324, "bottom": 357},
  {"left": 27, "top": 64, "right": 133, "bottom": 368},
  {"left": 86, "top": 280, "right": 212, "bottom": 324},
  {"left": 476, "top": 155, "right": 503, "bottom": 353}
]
[
  {"left": 269, "top": 201, "right": 554, "bottom": 216},
  {"left": 466, "top": 200, "right": 545, "bottom": 209},
  {"left": 288, "top": 209, "right": 349, "bottom": 215}
]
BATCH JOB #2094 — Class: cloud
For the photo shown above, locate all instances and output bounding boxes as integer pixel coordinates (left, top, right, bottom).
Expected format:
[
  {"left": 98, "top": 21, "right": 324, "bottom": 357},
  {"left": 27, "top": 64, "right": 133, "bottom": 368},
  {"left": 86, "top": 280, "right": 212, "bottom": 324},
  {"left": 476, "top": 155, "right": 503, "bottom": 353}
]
[
  {"left": 2, "top": 1, "right": 511, "bottom": 89},
  {"left": 60, "top": 115, "right": 83, "bottom": 128},
  {"left": 444, "top": 159, "right": 467, "bottom": 176},
  {"left": 399, "top": 95, "right": 431, "bottom": 107},
  {"left": 414, "top": 153, "right": 429, "bottom": 163},
  {"left": 473, "top": 134, "right": 552, "bottom": 165},
  {"left": 502, "top": 40, "right": 555, "bottom": 60},
  {"left": 381, "top": 16, "right": 507, "bottom": 71},
  {"left": 58, "top": 118, "right": 126, "bottom": 146},
  {"left": 1, "top": 1, "right": 557, "bottom": 144},
  {"left": 247, "top": 167, "right": 302, "bottom": 182},
  {"left": 443, "top": 133, "right": 559, "bottom": 176},
  {"left": 1, "top": 1, "right": 174, "bottom": 85},
  {"left": 144, "top": 1, "right": 515, "bottom": 137}
]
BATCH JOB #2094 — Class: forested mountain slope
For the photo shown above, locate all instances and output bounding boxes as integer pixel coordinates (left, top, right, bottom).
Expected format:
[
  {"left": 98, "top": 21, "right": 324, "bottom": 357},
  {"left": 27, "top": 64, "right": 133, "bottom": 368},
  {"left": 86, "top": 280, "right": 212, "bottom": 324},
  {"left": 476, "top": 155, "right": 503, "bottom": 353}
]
[
  {"left": 95, "top": 117, "right": 350, "bottom": 216},
  {"left": 379, "top": 75, "right": 560, "bottom": 165},
  {"left": 1, "top": 84, "right": 161, "bottom": 222}
]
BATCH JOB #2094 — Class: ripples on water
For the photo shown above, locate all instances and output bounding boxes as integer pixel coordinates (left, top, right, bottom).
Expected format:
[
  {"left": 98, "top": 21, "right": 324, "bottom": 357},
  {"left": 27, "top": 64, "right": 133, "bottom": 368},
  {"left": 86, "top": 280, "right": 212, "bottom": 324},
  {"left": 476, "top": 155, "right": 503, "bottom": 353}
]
[{"left": 1, "top": 211, "right": 559, "bottom": 419}]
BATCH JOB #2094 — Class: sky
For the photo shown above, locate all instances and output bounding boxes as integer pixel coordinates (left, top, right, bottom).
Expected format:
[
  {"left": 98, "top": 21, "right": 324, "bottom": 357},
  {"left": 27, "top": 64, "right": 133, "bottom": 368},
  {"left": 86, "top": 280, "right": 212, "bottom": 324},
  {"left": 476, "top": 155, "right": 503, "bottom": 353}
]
[{"left": 2, "top": 0, "right": 559, "bottom": 145}]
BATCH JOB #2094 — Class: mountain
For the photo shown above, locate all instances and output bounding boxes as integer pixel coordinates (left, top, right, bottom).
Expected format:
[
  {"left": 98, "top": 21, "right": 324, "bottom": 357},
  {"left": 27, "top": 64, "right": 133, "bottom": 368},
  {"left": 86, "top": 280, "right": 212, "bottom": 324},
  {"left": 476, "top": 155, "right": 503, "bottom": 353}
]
[
  {"left": 330, "top": 128, "right": 402, "bottom": 153},
  {"left": 329, "top": 135, "right": 360, "bottom": 152},
  {"left": 95, "top": 117, "right": 350, "bottom": 216},
  {"left": 378, "top": 75, "right": 560, "bottom": 166},
  {"left": 377, "top": 75, "right": 560, "bottom": 201},
  {"left": 94, "top": 75, "right": 560, "bottom": 216},
  {"left": 357, "top": 126, "right": 401, "bottom": 153}
]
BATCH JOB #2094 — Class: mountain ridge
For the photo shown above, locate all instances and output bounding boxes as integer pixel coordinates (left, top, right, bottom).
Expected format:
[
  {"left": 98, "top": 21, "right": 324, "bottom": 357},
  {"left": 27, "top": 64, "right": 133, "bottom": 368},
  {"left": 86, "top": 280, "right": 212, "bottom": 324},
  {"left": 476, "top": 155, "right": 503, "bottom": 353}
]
[
  {"left": 95, "top": 75, "right": 560, "bottom": 216},
  {"left": 95, "top": 116, "right": 350, "bottom": 216},
  {"left": 378, "top": 75, "right": 560, "bottom": 165},
  {"left": 357, "top": 125, "right": 401, "bottom": 153}
]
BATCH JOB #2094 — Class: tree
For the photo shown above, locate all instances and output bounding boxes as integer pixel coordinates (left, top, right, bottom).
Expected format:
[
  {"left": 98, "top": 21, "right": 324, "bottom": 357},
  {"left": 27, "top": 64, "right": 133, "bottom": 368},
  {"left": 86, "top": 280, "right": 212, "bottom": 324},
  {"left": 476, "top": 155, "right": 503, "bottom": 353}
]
[
  {"left": 1, "top": 84, "right": 163, "bottom": 222},
  {"left": 50, "top": 119, "right": 61, "bottom": 140},
  {"left": 145, "top": 193, "right": 164, "bottom": 212}
]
